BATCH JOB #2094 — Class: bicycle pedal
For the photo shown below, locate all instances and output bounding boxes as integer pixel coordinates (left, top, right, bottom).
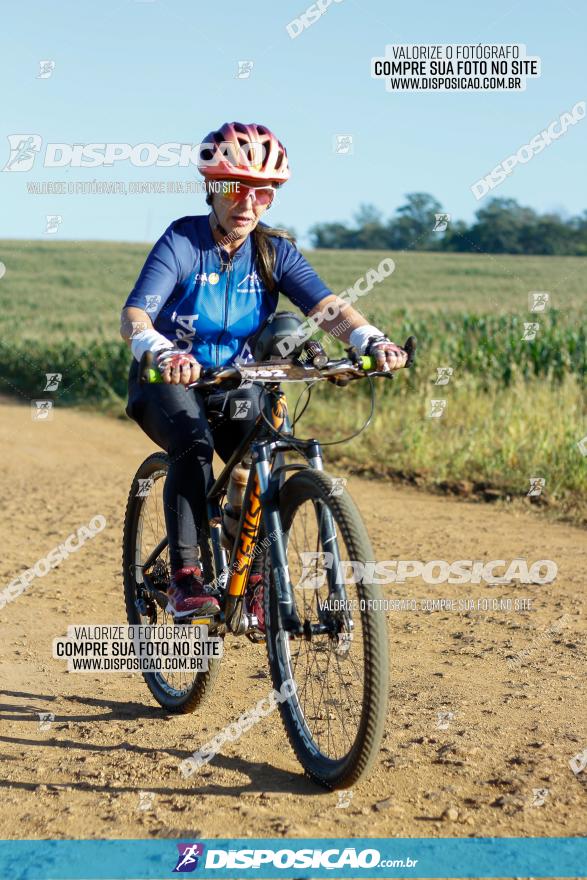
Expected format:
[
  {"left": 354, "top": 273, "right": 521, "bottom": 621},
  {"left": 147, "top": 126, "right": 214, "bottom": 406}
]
[{"left": 169, "top": 613, "right": 213, "bottom": 626}]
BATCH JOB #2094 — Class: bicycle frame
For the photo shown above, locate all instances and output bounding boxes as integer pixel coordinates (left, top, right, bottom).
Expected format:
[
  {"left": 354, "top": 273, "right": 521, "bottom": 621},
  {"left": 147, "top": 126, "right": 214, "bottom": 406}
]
[
  {"left": 204, "top": 382, "right": 347, "bottom": 635},
  {"left": 135, "top": 338, "right": 415, "bottom": 644}
]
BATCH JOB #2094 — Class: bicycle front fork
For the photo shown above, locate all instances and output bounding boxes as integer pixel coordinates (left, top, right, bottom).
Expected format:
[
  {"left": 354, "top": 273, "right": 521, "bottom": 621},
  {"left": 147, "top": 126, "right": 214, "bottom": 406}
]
[{"left": 254, "top": 441, "right": 350, "bottom": 635}]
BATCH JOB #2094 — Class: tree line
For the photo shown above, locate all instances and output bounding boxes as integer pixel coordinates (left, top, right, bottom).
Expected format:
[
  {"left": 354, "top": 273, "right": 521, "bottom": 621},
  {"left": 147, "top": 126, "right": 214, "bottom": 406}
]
[{"left": 308, "top": 194, "right": 587, "bottom": 255}]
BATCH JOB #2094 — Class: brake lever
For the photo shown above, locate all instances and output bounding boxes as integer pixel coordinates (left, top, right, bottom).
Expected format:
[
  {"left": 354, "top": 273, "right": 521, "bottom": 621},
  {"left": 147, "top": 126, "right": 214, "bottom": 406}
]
[
  {"left": 187, "top": 365, "right": 243, "bottom": 391},
  {"left": 366, "top": 370, "right": 395, "bottom": 380}
]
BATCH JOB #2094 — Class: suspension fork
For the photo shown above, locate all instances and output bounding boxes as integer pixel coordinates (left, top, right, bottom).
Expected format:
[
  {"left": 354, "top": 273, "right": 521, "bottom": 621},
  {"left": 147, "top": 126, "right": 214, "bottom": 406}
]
[
  {"left": 304, "top": 441, "right": 349, "bottom": 604},
  {"left": 254, "top": 441, "right": 303, "bottom": 634}
]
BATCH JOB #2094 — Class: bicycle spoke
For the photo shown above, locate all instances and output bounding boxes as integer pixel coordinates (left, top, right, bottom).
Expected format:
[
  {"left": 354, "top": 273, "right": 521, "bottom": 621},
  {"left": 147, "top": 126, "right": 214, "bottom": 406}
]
[
  {"left": 279, "top": 496, "right": 367, "bottom": 762},
  {"left": 134, "top": 468, "right": 198, "bottom": 697}
]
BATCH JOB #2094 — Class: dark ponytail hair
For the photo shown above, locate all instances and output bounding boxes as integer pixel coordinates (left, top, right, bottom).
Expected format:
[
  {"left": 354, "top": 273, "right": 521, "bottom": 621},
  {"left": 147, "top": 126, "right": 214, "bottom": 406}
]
[
  {"left": 252, "top": 223, "right": 295, "bottom": 293},
  {"left": 206, "top": 188, "right": 295, "bottom": 293}
]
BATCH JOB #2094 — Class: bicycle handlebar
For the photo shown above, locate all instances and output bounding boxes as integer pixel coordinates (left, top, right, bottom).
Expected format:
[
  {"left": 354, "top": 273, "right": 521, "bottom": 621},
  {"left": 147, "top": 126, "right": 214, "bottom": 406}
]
[{"left": 139, "top": 336, "right": 417, "bottom": 388}]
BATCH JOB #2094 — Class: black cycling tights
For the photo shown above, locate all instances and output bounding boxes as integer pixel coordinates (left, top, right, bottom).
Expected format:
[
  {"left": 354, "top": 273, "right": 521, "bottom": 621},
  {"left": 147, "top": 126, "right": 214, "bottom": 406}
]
[{"left": 126, "top": 365, "right": 263, "bottom": 573}]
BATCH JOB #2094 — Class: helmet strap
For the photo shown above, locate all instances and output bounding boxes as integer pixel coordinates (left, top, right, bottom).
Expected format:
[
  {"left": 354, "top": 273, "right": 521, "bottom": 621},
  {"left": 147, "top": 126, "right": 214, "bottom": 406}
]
[
  {"left": 207, "top": 206, "right": 231, "bottom": 271},
  {"left": 210, "top": 205, "right": 228, "bottom": 238},
  {"left": 205, "top": 183, "right": 229, "bottom": 237}
]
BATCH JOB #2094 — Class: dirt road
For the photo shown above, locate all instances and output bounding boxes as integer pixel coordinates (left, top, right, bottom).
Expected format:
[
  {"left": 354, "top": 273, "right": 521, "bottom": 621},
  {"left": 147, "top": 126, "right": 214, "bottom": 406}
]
[{"left": 0, "top": 397, "right": 585, "bottom": 841}]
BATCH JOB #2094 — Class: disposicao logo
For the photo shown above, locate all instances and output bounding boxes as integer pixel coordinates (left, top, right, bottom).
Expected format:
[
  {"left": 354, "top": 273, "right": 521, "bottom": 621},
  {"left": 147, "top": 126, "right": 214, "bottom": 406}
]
[{"left": 173, "top": 843, "right": 205, "bottom": 872}]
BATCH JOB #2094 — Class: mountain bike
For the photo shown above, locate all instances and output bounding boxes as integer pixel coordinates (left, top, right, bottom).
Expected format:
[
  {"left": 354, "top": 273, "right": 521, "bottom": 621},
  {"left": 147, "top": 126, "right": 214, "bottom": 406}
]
[{"left": 122, "top": 337, "right": 416, "bottom": 788}]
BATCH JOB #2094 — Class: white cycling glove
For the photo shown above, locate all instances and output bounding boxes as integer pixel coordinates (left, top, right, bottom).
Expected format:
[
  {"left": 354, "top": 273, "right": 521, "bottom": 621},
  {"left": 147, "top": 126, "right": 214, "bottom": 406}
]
[
  {"left": 349, "top": 324, "right": 390, "bottom": 354},
  {"left": 130, "top": 328, "right": 174, "bottom": 363}
]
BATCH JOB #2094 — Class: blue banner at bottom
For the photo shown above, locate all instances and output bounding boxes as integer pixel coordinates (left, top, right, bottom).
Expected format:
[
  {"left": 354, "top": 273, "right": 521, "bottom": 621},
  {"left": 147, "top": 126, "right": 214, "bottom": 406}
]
[{"left": 0, "top": 837, "right": 585, "bottom": 879}]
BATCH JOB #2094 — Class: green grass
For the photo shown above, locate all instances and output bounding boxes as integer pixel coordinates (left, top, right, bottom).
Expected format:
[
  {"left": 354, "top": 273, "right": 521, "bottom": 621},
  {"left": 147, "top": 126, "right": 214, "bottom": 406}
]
[
  {"left": 307, "top": 248, "right": 587, "bottom": 319},
  {"left": 0, "top": 239, "right": 586, "bottom": 522},
  {"left": 1, "top": 239, "right": 586, "bottom": 342},
  {"left": 301, "top": 373, "right": 587, "bottom": 507}
]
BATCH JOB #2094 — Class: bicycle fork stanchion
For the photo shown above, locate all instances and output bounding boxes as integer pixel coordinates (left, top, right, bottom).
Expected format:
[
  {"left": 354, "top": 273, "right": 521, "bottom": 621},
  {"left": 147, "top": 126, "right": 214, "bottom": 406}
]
[
  {"left": 304, "top": 441, "right": 350, "bottom": 609},
  {"left": 255, "top": 442, "right": 303, "bottom": 635},
  {"left": 318, "top": 504, "right": 348, "bottom": 598},
  {"left": 305, "top": 439, "right": 324, "bottom": 472}
]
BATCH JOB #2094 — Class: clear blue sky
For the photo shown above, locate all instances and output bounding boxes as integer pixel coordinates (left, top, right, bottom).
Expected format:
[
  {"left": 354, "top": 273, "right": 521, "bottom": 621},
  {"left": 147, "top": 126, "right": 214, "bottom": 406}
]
[{"left": 1, "top": 0, "right": 585, "bottom": 245}]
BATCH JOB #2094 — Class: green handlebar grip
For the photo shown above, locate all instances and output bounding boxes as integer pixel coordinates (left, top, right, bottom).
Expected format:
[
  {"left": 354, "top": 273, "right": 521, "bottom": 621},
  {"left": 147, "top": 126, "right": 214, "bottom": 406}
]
[
  {"left": 145, "top": 367, "right": 163, "bottom": 383},
  {"left": 139, "top": 351, "right": 164, "bottom": 384},
  {"left": 360, "top": 355, "right": 375, "bottom": 370}
]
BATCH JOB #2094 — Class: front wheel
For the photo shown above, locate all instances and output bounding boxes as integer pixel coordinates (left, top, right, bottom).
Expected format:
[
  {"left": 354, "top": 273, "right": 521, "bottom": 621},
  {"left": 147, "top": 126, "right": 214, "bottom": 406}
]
[{"left": 264, "top": 468, "right": 389, "bottom": 788}]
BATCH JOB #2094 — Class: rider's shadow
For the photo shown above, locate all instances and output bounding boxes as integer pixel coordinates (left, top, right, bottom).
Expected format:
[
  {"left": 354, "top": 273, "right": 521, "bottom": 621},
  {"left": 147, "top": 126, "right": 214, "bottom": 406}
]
[
  {"left": 173, "top": 753, "right": 321, "bottom": 796},
  {"left": 0, "top": 741, "right": 319, "bottom": 796},
  {"left": 0, "top": 690, "right": 323, "bottom": 795},
  {"left": 0, "top": 689, "right": 167, "bottom": 722}
]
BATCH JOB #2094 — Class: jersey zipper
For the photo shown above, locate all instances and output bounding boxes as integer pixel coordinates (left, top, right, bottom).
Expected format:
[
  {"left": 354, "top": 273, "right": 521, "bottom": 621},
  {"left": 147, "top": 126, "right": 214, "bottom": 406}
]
[{"left": 216, "top": 258, "right": 232, "bottom": 366}]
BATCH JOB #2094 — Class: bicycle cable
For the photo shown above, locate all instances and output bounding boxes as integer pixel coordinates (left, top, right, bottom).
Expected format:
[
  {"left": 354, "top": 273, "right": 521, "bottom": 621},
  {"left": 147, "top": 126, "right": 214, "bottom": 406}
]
[
  {"left": 291, "top": 380, "right": 316, "bottom": 431},
  {"left": 318, "top": 375, "right": 377, "bottom": 447},
  {"left": 256, "top": 373, "right": 377, "bottom": 449}
]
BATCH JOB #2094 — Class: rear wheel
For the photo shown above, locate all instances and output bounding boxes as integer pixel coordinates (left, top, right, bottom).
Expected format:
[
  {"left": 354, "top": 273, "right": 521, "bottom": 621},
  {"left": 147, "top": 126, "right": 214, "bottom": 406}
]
[
  {"left": 122, "top": 452, "right": 221, "bottom": 712},
  {"left": 264, "top": 468, "right": 389, "bottom": 788}
]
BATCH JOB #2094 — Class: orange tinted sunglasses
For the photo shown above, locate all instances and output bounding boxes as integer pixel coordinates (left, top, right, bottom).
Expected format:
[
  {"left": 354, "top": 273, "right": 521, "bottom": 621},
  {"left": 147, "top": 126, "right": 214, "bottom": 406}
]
[{"left": 217, "top": 180, "right": 275, "bottom": 206}]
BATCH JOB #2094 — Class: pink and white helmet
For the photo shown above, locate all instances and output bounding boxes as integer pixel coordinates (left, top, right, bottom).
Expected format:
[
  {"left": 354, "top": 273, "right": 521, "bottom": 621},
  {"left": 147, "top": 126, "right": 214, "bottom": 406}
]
[{"left": 198, "top": 121, "right": 291, "bottom": 186}]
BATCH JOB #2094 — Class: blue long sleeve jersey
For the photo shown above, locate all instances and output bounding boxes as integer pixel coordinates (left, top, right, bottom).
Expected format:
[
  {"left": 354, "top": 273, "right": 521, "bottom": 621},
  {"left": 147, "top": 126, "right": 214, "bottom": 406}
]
[{"left": 123, "top": 215, "right": 332, "bottom": 368}]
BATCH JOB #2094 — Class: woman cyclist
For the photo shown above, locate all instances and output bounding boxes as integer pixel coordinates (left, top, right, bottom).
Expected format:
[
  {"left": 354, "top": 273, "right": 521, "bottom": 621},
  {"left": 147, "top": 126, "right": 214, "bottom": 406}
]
[{"left": 120, "top": 121, "right": 407, "bottom": 620}]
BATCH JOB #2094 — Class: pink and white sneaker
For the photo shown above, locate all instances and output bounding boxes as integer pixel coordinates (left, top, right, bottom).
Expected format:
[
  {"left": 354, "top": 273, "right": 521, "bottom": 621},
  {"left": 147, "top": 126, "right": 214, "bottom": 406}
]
[{"left": 166, "top": 566, "right": 220, "bottom": 618}]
